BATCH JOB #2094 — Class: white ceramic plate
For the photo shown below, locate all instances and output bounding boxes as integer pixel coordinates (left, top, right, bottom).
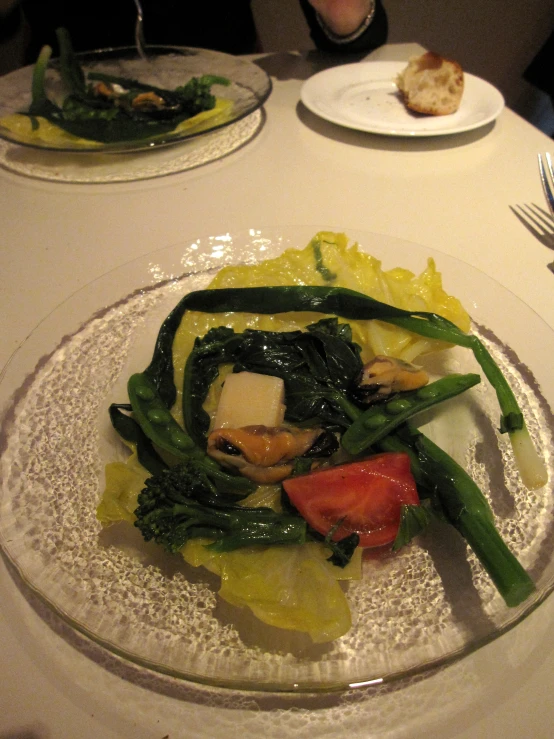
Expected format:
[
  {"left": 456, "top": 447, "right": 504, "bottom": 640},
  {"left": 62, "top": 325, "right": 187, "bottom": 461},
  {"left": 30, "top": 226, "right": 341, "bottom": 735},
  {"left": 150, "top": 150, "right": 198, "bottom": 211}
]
[
  {"left": 0, "top": 227, "right": 552, "bottom": 692},
  {"left": 300, "top": 61, "right": 505, "bottom": 137}
]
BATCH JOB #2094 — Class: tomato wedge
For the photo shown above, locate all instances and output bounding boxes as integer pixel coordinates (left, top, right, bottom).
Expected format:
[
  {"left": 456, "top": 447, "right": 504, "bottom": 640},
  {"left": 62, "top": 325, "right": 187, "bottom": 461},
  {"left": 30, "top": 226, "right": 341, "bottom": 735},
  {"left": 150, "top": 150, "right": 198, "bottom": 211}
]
[{"left": 282, "top": 452, "right": 419, "bottom": 548}]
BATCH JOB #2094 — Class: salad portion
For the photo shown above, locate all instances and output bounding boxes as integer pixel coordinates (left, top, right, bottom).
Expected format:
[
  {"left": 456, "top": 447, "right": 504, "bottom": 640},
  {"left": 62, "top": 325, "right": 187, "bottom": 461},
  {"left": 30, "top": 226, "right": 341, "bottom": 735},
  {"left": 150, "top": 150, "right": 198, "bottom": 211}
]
[
  {"left": 0, "top": 28, "right": 233, "bottom": 148},
  {"left": 98, "top": 231, "right": 547, "bottom": 643}
]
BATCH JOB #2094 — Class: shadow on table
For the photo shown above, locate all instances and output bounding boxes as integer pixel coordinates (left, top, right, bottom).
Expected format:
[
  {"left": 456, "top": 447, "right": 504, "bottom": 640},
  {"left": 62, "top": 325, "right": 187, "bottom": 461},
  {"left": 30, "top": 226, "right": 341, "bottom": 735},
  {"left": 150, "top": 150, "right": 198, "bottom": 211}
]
[
  {"left": 254, "top": 50, "right": 366, "bottom": 82},
  {"left": 296, "top": 99, "right": 497, "bottom": 152},
  {"left": 0, "top": 727, "right": 46, "bottom": 739}
]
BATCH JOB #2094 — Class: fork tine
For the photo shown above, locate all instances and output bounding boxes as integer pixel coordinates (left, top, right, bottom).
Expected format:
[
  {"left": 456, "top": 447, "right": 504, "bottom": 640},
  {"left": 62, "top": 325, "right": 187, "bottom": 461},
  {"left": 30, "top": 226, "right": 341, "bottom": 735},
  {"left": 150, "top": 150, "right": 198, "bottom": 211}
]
[
  {"left": 538, "top": 154, "right": 554, "bottom": 215},
  {"left": 546, "top": 152, "right": 554, "bottom": 183}
]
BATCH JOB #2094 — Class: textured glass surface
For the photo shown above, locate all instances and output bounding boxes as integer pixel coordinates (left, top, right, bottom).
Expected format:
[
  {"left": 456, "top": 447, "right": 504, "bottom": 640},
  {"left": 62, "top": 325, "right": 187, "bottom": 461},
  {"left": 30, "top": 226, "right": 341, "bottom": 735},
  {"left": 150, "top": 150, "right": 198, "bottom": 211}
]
[
  {"left": 0, "top": 228, "right": 553, "bottom": 692},
  {"left": 0, "top": 46, "right": 272, "bottom": 153},
  {"left": 0, "top": 109, "right": 263, "bottom": 183}
]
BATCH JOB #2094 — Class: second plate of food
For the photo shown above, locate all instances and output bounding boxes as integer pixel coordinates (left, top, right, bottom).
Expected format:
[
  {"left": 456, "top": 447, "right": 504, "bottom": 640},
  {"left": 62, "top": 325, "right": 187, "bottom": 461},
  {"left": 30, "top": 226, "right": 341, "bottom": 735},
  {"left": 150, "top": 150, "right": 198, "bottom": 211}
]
[{"left": 0, "top": 45, "right": 272, "bottom": 152}]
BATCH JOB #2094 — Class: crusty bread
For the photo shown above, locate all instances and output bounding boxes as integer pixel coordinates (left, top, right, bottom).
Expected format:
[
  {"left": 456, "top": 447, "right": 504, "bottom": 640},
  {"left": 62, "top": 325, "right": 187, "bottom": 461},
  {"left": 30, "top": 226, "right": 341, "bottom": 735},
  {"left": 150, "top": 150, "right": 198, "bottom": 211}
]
[{"left": 396, "top": 52, "right": 464, "bottom": 116}]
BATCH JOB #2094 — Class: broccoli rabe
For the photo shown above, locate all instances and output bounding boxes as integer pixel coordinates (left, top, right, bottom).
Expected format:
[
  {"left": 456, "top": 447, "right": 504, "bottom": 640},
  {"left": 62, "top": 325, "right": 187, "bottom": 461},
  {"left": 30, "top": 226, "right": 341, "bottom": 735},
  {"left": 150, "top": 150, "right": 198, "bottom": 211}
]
[
  {"left": 134, "top": 460, "right": 308, "bottom": 553},
  {"left": 134, "top": 460, "right": 360, "bottom": 567}
]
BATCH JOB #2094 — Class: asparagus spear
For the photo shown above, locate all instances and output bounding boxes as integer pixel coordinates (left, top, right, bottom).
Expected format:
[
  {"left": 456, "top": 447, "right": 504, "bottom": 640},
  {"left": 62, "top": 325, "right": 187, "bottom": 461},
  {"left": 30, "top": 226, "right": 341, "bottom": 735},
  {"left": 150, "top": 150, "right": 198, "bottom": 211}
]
[{"left": 378, "top": 425, "right": 536, "bottom": 607}]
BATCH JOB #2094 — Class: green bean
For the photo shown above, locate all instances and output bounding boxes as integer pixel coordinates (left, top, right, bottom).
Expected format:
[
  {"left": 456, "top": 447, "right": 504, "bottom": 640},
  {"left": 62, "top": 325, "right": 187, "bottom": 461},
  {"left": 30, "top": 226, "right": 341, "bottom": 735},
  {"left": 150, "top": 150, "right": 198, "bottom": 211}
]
[
  {"left": 127, "top": 372, "right": 254, "bottom": 495},
  {"left": 382, "top": 424, "right": 535, "bottom": 607},
  {"left": 108, "top": 403, "right": 168, "bottom": 477},
  {"left": 341, "top": 373, "right": 481, "bottom": 455},
  {"left": 128, "top": 372, "right": 199, "bottom": 461}
]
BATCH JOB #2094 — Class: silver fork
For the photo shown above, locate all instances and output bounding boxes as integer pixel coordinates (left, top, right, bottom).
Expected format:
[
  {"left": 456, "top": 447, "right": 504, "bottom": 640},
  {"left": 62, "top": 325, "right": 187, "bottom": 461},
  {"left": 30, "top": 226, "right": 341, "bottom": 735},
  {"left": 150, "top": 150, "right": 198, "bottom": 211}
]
[
  {"left": 538, "top": 152, "right": 554, "bottom": 215},
  {"left": 510, "top": 203, "right": 554, "bottom": 273},
  {"left": 510, "top": 153, "right": 554, "bottom": 273},
  {"left": 133, "top": 0, "right": 147, "bottom": 60}
]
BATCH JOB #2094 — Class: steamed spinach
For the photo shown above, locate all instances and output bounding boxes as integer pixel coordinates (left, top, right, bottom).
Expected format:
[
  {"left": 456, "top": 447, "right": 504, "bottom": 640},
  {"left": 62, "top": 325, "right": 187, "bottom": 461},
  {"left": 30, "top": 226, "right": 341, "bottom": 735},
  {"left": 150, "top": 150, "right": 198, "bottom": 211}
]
[{"left": 182, "top": 318, "right": 364, "bottom": 447}]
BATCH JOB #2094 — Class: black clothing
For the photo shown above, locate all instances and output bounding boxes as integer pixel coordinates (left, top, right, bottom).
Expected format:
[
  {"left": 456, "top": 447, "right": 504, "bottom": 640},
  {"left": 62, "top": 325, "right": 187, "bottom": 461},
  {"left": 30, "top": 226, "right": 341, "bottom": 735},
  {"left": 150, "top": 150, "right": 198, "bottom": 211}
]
[
  {"left": 20, "top": 0, "right": 387, "bottom": 63},
  {"left": 524, "top": 30, "right": 554, "bottom": 100},
  {"left": 0, "top": 2, "right": 23, "bottom": 43}
]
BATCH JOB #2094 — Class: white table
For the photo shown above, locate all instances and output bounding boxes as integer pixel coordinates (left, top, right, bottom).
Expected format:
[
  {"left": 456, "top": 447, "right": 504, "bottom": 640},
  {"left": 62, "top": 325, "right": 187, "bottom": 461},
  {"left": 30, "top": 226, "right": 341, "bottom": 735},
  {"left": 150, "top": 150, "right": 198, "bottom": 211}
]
[{"left": 1, "top": 44, "right": 554, "bottom": 738}]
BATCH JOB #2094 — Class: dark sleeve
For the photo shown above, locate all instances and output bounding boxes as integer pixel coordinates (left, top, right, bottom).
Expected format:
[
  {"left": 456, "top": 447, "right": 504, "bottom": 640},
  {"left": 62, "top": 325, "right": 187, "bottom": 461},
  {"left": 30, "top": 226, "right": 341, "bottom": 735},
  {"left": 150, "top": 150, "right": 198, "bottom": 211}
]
[
  {"left": 0, "top": 2, "right": 23, "bottom": 43},
  {"left": 299, "top": 0, "right": 387, "bottom": 54},
  {"left": 524, "top": 30, "right": 554, "bottom": 99},
  {"left": 20, "top": 0, "right": 258, "bottom": 62}
]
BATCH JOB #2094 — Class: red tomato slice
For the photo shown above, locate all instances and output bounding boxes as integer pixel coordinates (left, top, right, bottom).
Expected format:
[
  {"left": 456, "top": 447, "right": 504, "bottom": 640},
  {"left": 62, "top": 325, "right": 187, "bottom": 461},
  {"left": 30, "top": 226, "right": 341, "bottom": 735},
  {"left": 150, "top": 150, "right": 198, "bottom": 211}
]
[{"left": 282, "top": 452, "right": 419, "bottom": 548}]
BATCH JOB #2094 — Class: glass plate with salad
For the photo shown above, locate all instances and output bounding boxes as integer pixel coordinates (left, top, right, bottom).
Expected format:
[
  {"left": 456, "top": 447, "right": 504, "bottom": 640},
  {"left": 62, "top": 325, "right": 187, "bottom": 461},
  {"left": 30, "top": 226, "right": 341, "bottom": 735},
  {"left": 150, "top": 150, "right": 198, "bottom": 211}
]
[
  {"left": 0, "top": 29, "right": 271, "bottom": 153},
  {"left": 0, "top": 227, "right": 553, "bottom": 692}
]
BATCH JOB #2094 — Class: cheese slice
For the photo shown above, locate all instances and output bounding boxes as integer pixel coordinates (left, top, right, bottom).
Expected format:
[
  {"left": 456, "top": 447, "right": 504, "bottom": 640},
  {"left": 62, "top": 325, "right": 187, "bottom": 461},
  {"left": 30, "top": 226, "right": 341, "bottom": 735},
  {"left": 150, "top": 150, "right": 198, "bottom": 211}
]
[{"left": 213, "top": 371, "right": 285, "bottom": 429}]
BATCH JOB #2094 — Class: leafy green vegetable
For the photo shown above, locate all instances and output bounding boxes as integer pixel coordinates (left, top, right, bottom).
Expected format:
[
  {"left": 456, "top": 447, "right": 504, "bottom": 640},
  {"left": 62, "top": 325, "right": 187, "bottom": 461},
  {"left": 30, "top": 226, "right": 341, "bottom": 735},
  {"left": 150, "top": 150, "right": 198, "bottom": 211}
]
[
  {"left": 134, "top": 461, "right": 307, "bottom": 553},
  {"left": 379, "top": 424, "right": 536, "bottom": 607},
  {"left": 23, "top": 27, "right": 231, "bottom": 144},
  {"left": 175, "top": 285, "right": 545, "bottom": 489},
  {"left": 181, "top": 318, "right": 363, "bottom": 447},
  {"left": 230, "top": 318, "right": 363, "bottom": 426},
  {"left": 57, "top": 26, "right": 85, "bottom": 96},
  {"left": 392, "top": 503, "right": 436, "bottom": 551}
]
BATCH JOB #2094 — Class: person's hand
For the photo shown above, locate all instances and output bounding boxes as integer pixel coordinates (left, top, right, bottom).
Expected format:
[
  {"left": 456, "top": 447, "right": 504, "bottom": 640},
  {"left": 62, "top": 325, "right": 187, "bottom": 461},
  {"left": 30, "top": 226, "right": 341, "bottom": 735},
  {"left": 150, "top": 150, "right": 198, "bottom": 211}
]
[{"left": 306, "top": 0, "right": 373, "bottom": 37}]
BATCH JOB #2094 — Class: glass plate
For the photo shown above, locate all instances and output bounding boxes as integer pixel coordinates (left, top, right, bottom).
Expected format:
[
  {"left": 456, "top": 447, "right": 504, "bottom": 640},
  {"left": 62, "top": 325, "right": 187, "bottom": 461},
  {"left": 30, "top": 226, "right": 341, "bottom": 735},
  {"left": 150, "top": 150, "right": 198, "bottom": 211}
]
[
  {"left": 0, "top": 109, "right": 263, "bottom": 184},
  {"left": 0, "top": 46, "right": 272, "bottom": 153},
  {"left": 0, "top": 227, "right": 553, "bottom": 692}
]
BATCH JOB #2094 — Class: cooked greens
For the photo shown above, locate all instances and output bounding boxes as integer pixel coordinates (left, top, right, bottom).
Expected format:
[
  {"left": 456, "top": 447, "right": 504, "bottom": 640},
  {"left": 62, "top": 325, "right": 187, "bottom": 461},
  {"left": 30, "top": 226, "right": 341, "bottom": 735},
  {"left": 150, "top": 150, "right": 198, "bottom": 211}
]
[
  {"left": 381, "top": 425, "right": 536, "bottom": 607},
  {"left": 134, "top": 460, "right": 307, "bottom": 554},
  {"left": 134, "top": 458, "right": 360, "bottom": 566},
  {"left": 100, "top": 231, "right": 545, "bottom": 638},
  {"left": 183, "top": 318, "right": 363, "bottom": 448},
  {"left": 24, "top": 27, "right": 230, "bottom": 144},
  {"left": 177, "top": 284, "right": 546, "bottom": 489}
]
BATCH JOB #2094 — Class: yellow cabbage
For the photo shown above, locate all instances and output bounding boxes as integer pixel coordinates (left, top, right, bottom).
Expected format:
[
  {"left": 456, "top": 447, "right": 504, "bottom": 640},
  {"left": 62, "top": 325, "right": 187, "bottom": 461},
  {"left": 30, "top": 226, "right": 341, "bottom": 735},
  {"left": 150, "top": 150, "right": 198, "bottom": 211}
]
[
  {"left": 0, "top": 114, "right": 101, "bottom": 148},
  {"left": 182, "top": 540, "right": 360, "bottom": 643},
  {"left": 97, "top": 451, "right": 150, "bottom": 526}
]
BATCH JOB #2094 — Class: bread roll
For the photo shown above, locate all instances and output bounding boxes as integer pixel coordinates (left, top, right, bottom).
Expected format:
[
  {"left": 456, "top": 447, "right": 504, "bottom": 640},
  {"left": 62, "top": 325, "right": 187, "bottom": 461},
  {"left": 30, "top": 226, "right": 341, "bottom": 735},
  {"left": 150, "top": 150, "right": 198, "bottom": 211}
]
[{"left": 396, "top": 52, "right": 464, "bottom": 116}]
